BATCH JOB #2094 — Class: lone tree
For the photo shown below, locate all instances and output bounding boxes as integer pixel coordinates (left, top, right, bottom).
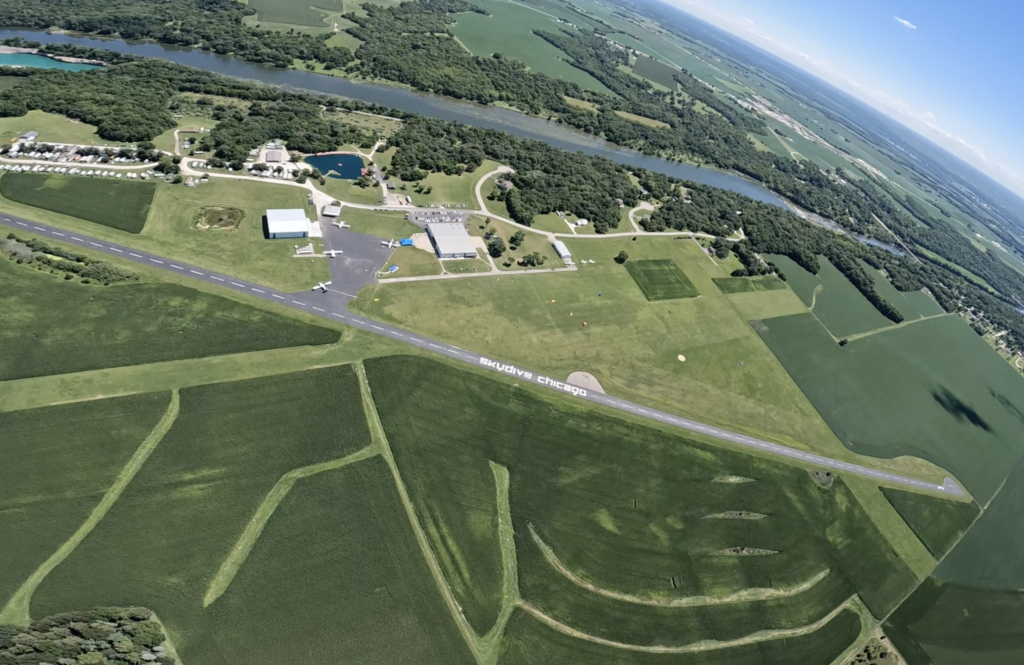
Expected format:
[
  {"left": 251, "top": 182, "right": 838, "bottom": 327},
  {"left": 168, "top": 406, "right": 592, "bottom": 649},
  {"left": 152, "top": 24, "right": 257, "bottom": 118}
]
[
  {"left": 487, "top": 236, "right": 506, "bottom": 258},
  {"left": 615, "top": 250, "right": 629, "bottom": 264}
]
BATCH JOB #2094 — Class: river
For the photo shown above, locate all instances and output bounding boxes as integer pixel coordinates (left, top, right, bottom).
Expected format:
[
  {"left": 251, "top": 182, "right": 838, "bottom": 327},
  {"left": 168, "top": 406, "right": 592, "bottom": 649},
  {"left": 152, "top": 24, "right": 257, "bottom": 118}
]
[{"left": 0, "top": 29, "right": 787, "bottom": 204}]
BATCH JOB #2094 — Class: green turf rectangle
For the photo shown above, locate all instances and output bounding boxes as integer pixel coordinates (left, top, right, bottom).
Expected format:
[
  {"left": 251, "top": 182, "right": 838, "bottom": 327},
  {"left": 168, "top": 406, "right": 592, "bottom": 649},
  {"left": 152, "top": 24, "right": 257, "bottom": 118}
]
[
  {"left": 625, "top": 259, "right": 698, "bottom": 300},
  {"left": 0, "top": 172, "right": 155, "bottom": 233}
]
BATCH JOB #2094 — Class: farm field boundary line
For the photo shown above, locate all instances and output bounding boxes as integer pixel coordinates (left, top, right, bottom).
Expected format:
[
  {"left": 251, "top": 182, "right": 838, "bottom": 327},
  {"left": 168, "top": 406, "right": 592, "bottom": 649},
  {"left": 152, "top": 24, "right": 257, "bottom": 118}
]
[
  {"left": 0, "top": 214, "right": 964, "bottom": 498},
  {"left": 0, "top": 390, "right": 180, "bottom": 627},
  {"left": 202, "top": 444, "right": 381, "bottom": 608},
  {"left": 528, "top": 523, "right": 832, "bottom": 607},
  {"left": 516, "top": 595, "right": 865, "bottom": 654},
  {"left": 355, "top": 363, "right": 487, "bottom": 665}
]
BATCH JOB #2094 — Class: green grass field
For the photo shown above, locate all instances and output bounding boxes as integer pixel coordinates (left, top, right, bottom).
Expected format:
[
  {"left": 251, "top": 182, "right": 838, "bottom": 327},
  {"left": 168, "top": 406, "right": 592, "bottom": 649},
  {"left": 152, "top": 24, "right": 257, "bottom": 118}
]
[
  {"left": 468, "top": 216, "right": 564, "bottom": 270},
  {"left": 1, "top": 173, "right": 155, "bottom": 234},
  {"left": 390, "top": 160, "right": 499, "bottom": 207},
  {"left": 319, "top": 176, "right": 384, "bottom": 206},
  {"left": 450, "top": 1, "right": 614, "bottom": 95},
  {"left": 340, "top": 208, "right": 421, "bottom": 238},
  {"left": 713, "top": 276, "right": 787, "bottom": 294},
  {"left": 152, "top": 115, "right": 217, "bottom": 154},
  {"left": 0, "top": 110, "right": 125, "bottom": 147},
  {"left": 881, "top": 488, "right": 979, "bottom": 559},
  {"left": 631, "top": 55, "right": 679, "bottom": 88},
  {"left": 379, "top": 246, "right": 442, "bottom": 278},
  {"left": 0, "top": 393, "right": 170, "bottom": 609},
  {"left": 767, "top": 254, "right": 896, "bottom": 338},
  {"left": 0, "top": 258, "right": 339, "bottom": 380},
  {"left": 755, "top": 312, "right": 1024, "bottom": 503},
  {"left": 366, "top": 355, "right": 913, "bottom": 653},
  {"left": 625, "top": 259, "right": 699, "bottom": 300},
  {"left": 28, "top": 367, "right": 383, "bottom": 663}
]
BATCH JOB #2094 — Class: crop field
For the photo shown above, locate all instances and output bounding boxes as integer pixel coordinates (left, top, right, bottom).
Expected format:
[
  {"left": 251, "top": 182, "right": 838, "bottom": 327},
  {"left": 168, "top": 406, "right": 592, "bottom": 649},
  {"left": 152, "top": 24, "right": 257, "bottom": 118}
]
[
  {"left": 451, "top": 0, "right": 614, "bottom": 95},
  {"left": 351, "top": 235, "right": 859, "bottom": 458},
  {"left": 366, "top": 355, "right": 918, "bottom": 658},
  {"left": 499, "top": 605, "right": 863, "bottom": 664},
  {"left": 1, "top": 173, "right": 155, "bottom": 234},
  {"left": 880, "top": 489, "right": 978, "bottom": 559},
  {"left": 767, "top": 254, "right": 896, "bottom": 338},
  {"left": 185, "top": 458, "right": 476, "bottom": 665},
  {"left": 886, "top": 577, "right": 1024, "bottom": 665},
  {"left": 29, "top": 367, "right": 384, "bottom": 663},
  {"left": 625, "top": 259, "right": 699, "bottom": 300},
  {"left": 0, "top": 393, "right": 170, "bottom": 609},
  {"left": 860, "top": 261, "right": 945, "bottom": 320},
  {"left": 713, "top": 275, "right": 787, "bottom": 294},
  {"left": 755, "top": 312, "right": 1024, "bottom": 503},
  {"left": 631, "top": 55, "right": 679, "bottom": 89},
  {"left": 0, "top": 259, "right": 339, "bottom": 380}
]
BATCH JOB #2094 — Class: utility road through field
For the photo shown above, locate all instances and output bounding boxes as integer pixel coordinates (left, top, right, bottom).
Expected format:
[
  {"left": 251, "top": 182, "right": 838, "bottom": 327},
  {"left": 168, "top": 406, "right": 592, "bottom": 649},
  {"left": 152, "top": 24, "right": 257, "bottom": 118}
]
[{"left": 1, "top": 214, "right": 965, "bottom": 497}]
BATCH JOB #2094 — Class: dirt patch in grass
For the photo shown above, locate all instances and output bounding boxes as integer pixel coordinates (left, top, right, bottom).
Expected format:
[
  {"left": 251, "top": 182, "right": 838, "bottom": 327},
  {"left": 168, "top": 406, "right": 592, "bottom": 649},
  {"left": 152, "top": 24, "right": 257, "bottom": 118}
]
[{"left": 195, "top": 206, "right": 245, "bottom": 231}]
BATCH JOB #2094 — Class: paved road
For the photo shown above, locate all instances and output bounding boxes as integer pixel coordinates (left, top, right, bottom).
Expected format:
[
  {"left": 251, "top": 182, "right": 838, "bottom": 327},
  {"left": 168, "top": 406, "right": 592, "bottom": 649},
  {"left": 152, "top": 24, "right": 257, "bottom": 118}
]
[{"left": 2, "top": 214, "right": 965, "bottom": 497}]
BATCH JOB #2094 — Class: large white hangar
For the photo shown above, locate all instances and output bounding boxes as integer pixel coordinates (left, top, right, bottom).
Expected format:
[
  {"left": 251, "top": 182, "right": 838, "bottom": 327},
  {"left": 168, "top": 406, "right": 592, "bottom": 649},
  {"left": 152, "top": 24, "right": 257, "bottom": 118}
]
[
  {"left": 426, "top": 222, "right": 478, "bottom": 259},
  {"left": 266, "top": 208, "right": 310, "bottom": 239}
]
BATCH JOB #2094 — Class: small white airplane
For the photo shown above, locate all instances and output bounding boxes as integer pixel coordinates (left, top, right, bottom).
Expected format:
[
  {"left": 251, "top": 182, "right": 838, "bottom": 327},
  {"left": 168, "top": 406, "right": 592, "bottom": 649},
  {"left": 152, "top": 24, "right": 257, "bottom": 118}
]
[
  {"left": 331, "top": 220, "right": 350, "bottom": 229},
  {"left": 381, "top": 239, "right": 399, "bottom": 249},
  {"left": 311, "top": 280, "right": 333, "bottom": 292},
  {"left": 324, "top": 249, "right": 343, "bottom": 258}
]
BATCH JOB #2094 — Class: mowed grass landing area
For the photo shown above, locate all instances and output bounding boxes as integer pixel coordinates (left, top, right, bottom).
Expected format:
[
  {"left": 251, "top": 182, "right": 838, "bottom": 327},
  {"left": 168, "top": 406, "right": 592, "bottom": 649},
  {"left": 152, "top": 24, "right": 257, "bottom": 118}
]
[
  {"left": 755, "top": 312, "right": 1024, "bottom": 503},
  {"left": 0, "top": 110, "right": 124, "bottom": 147},
  {"left": 353, "top": 236, "right": 851, "bottom": 455},
  {"left": 1, "top": 173, "right": 156, "bottom": 233},
  {"left": 451, "top": 2, "right": 614, "bottom": 95},
  {"left": 27, "top": 367, "right": 431, "bottom": 665},
  {"left": 713, "top": 275, "right": 787, "bottom": 294},
  {"left": 0, "top": 259, "right": 339, "bottom": 380},
  {"left": 625, "top": 259, "right": 698, "bottom": 300},
  {"left": 367, "top": 355, "right": 914, "bottom": 656},
  {"left": 0, "top": 393, "right": 170, "bottom": 608},
  {"left": 340, "top": 207, "right": 420, "bottom": 239}
]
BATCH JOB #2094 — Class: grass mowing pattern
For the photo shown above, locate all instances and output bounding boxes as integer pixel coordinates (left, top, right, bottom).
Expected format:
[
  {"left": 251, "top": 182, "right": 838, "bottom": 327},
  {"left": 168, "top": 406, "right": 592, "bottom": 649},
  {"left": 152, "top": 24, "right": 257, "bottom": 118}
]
[
  {"left": 755, "top": 313, "right": 1024, "bottom": 503},
  {"left": 499, "top": 605, "right": 863, "bottom": 664},
  {"left": 0, "top": 259, "right": 339, "bottom": 380},
  {"left": 188, "top": 457, "right": 476, "bottom": 665},
  {"left": 767, "top": 255, "right": 893, "bottom": 337},
  {"left": 713, "top": 276, "right": 787, "bottom": 294},
  {"left": 1, "top": 173, "right": 155, "bottom": 234},
  {"left": 366, "top": 355, "right": 916, "bottom": 644},
  {"left": 880, "top": 488, "right": 979, "bottom": 559},
  {"left": 30, "top": 366, "right": 376, "bottom": 664},
  {"left": 0, "top": 393, "right": 169, "bottom": 610},
  {"left": 625, "top": 259, "right": 698, "bottom": 300},
  {"left": 885, "top": 577, "right": 1024, "bottom": 665},
  {"left": 632, "top": 55, "right": 679, "bottom": 88}
]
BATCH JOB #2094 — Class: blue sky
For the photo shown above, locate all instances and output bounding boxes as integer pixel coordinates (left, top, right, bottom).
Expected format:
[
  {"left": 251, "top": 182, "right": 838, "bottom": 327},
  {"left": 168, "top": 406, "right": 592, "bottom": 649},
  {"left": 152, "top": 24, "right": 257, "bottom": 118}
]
[{"left": 668, "top": 0, "right": 1024, "bottom": 196}]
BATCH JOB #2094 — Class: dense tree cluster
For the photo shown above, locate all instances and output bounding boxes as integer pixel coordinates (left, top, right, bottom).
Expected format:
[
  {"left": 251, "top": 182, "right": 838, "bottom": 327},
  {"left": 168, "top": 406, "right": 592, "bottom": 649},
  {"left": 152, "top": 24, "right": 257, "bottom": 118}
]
[
  {"left": 0, "top": 0, "right": 353, "bottom": 68},
  {"left": 387, "top": 117, "right": 638, "bottom": 232},
  {"left": 0, "top": 606, "right": 172, "bottom": 664},
  {"left": 5, "top": 233, "right": 140, "bottom": 284}
]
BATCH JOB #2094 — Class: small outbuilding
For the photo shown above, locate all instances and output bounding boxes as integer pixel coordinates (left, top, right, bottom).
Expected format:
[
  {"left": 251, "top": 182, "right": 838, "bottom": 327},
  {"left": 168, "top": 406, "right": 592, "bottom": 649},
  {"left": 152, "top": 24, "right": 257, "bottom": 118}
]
[
  {"left": 19, "top": 131, "right": 38, "bottom": 142},
  {"left": 266, "top": 208, "right": 310, "bottom": 239},
  {"left": 552, "top": 240, "right": 572, "bottom": 260},
  {"left": 265, "top": 150, "right": 284, "bottom": 163},
  {"left": 322, "top": 204, "right": 342, "bottom": 218},
  {"left": 426, "top": 222, "right": 477, "bottom": 259}
]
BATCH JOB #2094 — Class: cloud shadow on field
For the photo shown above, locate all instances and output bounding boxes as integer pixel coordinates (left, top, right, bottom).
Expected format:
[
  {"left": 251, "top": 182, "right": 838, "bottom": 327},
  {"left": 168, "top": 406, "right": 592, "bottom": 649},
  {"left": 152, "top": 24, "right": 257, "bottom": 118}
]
[
  {"left": 991, "top": 388, "right": 1024, "bottom": 428},
  {"left": 932, "top": 387, "right": 992, "bottom": 433}
]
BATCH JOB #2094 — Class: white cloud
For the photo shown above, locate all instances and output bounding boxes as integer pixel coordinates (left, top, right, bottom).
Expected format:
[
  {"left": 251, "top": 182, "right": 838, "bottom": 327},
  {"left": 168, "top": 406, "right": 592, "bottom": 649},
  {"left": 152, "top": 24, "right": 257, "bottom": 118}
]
[{"left": 894, "top": 16, "right": 917, "bottom": 29}]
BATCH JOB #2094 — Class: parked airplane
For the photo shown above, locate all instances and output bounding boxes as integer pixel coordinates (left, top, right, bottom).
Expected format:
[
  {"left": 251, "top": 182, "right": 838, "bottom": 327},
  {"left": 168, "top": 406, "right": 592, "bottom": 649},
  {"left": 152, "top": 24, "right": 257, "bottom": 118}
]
[
  {"left": 311, "top": 281, "right": 333, "bottom": 292},
  {"left": 331, "top": 220, "right": 350, "bottom": 229},
  {"left": 381, "top": 239, "right": 399, "bottom": 249},
  {"left": 324, "top": 249, "right": 343, "bottom": 258}
]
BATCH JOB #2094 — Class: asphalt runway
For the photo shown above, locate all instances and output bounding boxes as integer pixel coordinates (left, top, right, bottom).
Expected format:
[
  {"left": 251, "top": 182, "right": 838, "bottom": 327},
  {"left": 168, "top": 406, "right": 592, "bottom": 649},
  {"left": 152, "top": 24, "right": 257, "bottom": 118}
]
[{"left": 2, "top": 213, "right": 965, "bottom": 497}]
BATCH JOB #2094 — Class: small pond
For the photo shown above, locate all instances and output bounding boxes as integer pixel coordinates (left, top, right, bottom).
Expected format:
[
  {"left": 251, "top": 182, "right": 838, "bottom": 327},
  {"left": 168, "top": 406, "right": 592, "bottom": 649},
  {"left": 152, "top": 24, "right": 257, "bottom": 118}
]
[{"left": 304, "top": 153, "right": 365, "bottom": 179}]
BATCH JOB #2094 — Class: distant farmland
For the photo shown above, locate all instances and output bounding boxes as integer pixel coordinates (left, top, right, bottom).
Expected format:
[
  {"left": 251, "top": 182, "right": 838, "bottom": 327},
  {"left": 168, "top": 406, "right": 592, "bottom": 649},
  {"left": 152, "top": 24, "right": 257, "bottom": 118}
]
[
  {"left": 1, "top": 173, "right": 155, "bottom": 234},
  {"left": 755, "top": 312, "right": 1024, "bottom": 502},
  {"left": 632, "top": 55, "right": 679, "bottom": 89}
]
